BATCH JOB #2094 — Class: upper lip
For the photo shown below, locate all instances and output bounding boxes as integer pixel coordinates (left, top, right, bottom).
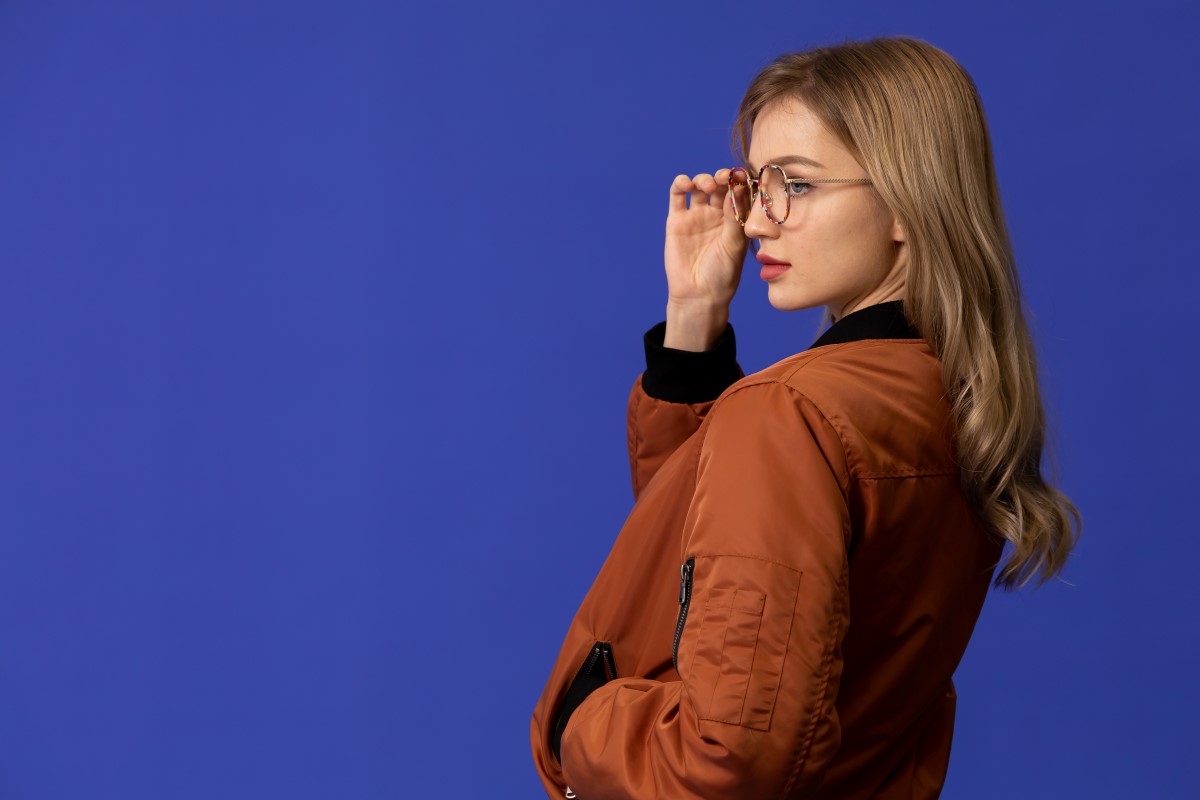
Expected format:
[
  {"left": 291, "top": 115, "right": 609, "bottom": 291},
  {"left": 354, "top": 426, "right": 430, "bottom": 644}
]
[{"left": 756, "top": 254, "right": 791, "bottom": 265}]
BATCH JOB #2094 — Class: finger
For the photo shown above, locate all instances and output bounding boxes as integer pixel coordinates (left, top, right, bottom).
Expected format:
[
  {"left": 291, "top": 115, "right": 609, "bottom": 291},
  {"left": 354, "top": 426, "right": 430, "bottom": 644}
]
[
  {"left": 669, "top": 174, "right": 692, "bottom": 214},
  {"left": 708, "top": 171, "right": 730, "bottom": 205},
  {"left": 690, "top": 173, "right": 718, "bottom": 207},
  {"left": 722, "top": 169, "right": 751, "bottom": 220},
  {"left": 707, "top": 181, "right": 727, "bottom": 207}
]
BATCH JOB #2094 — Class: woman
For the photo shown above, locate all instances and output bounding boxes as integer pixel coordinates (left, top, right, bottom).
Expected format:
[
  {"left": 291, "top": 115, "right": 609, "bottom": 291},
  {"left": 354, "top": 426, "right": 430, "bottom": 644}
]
[{"left": 530, "top": 35, "right": 1081, "bottom": 799}]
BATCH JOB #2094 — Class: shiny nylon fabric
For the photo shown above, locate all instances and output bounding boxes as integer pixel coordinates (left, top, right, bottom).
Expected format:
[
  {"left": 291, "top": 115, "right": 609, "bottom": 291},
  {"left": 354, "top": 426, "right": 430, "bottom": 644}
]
[{"left": 530, "top": 336, "right": 1002, "bottom": 799}]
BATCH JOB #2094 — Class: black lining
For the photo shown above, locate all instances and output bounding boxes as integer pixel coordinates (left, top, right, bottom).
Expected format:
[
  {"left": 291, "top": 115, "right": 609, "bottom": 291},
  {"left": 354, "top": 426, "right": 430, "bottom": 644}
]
[
  {"left": 639, "top": 300, "right": 921, "bottom": 405},
  {"left": 640, "top": 321, "right": 743, "bottom": 404},
  {"left": 550, "top": 641, "right": 617, "bottom": 765},
  {"left": 808, "top": 299, "right": 921, "bottom": 350}
]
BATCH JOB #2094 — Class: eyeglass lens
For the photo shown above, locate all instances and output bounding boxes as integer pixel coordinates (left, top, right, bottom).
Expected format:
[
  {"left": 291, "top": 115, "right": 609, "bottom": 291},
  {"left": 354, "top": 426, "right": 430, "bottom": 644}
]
[
  {"left": 730, "top": 167, "right": 789, "bottom": 224},
  {"left": 730, "top": 170, "right": 753, "bottom": 224}
]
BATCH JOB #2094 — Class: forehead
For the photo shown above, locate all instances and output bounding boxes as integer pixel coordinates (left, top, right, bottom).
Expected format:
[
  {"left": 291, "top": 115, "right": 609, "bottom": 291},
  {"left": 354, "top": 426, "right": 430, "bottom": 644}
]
[{"left": 746, "top": 98, "right": 846, "bottom": 170}]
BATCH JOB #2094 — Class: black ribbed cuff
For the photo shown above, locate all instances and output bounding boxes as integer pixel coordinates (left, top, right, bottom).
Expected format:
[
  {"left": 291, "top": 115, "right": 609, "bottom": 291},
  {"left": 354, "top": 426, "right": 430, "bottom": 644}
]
[{"left": 640, "top": 320, "right": 741, "bottom": 403}]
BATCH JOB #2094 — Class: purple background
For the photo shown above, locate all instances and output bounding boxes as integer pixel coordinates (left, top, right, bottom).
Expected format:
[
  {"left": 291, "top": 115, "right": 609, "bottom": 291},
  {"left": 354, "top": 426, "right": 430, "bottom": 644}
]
[{"left": 1, "top": 1, "right": 1196, "bottom": 797}]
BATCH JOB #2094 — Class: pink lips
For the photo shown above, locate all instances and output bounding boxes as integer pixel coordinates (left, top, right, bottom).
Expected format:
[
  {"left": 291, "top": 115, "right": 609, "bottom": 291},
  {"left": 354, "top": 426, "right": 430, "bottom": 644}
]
[{"left": 756, "top": 253, "right": 790, "bottom": 281}]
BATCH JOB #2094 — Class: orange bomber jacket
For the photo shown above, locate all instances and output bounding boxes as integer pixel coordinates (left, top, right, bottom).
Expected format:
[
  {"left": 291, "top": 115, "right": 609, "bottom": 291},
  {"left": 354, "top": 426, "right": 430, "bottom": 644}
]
[{"left": 530, "top": 300, "right": 1004, "bottom": 799}]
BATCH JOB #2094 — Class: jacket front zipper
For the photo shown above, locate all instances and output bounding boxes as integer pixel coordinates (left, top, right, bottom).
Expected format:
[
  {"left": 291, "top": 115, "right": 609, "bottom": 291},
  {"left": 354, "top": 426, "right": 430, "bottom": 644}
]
[{"left": 672, "top": 557, "right": 695, "bottom": 672}]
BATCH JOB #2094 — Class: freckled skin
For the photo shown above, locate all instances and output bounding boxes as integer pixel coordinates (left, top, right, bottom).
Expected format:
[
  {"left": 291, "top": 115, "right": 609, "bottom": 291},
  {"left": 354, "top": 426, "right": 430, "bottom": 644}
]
[{"left": 744, "top": 97, "right": 908, "bottom": 321}]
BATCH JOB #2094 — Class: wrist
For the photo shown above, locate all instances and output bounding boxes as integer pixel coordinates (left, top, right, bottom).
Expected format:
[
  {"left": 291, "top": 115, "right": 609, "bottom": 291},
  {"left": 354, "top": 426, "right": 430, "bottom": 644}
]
[{"left": 664, "top": 299, "right": 730, "bottom": 352}]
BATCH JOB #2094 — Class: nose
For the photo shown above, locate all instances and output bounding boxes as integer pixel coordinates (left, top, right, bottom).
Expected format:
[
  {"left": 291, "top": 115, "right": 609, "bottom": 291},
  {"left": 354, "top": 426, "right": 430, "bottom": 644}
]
[{"left": 741, "top": 191, "right": 778, "bottom": 241}]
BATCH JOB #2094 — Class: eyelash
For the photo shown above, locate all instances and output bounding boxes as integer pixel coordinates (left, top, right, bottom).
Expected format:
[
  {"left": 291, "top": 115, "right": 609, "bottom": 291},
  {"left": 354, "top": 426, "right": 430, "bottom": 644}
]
[{"left": 786, "top": 180, "right": 813, "bottom": 196}]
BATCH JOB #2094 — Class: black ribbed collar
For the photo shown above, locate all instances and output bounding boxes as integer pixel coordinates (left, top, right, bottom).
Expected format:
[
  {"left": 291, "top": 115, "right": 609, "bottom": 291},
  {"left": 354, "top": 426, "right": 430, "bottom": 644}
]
[{"left": 807, "top": 299, "right": 922, "bottom": 350}]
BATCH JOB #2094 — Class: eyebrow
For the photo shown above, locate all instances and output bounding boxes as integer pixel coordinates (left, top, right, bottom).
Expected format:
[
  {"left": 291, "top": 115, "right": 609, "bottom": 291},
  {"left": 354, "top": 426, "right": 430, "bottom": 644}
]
[{"left": 745, "top": 154, "right": 826, "bottom": 172}]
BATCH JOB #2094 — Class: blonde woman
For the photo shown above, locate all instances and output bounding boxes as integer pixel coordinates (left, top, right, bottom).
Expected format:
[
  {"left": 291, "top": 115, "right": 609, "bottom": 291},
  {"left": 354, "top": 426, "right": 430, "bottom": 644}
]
[{"left": 530, "top": 35, "right": 1081, "bottom": 799}]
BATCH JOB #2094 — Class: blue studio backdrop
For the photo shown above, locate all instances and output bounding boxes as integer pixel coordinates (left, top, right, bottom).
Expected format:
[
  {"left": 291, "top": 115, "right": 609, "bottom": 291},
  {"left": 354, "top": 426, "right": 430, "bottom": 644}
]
[{"left": 1, "top": 1, "right": 1197, "bottom": 798}]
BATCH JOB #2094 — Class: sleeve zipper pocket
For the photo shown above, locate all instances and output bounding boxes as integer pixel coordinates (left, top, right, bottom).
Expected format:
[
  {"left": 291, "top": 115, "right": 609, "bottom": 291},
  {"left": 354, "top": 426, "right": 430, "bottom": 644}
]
[{"left": 672, "top": 557, "right": 695, "bottom": 673}]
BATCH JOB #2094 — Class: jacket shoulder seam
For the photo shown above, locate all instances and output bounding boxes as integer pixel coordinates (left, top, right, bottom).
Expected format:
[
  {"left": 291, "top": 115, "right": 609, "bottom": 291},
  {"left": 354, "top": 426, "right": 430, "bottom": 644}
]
[
  {"left": 702, "top": 379, "right": 855, "bottom": 488},
  {"left": 855, "top": 469, "right": 959, "bottom": 480},
  {"left": 779, "top": 338, "right": 928, "bottom": 380}
]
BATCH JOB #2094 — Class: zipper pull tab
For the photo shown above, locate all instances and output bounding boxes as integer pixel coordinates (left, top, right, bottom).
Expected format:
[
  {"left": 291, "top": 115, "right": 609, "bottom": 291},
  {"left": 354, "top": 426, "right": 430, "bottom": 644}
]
[
  {"left": 673, "top": 558, "right": 696, "bottom": 673},
  {"left": 679, "top": 559, "right": 693, "bottom": 604}
]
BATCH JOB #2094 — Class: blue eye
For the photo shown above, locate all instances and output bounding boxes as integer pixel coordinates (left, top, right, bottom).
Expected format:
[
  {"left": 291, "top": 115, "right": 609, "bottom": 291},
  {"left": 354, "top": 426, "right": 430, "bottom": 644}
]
[{"left": 787, "top": 180, "right": 813, "bottom": 197}]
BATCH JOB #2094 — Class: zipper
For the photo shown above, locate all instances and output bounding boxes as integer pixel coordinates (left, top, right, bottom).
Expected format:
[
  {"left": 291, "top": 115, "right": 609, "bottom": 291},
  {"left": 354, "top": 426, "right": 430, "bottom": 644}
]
[
  {"left": 672, "top": 557, "right": 695, "bottom": 672},
  {"left": 598, "top": 642, "right": 616, "bottom": 680},
  {"left": 583, "top": 641, "right": 616, "bottom": 682},
  {"left": 551, "top": 640, "right": 618, "bottom": 768}
]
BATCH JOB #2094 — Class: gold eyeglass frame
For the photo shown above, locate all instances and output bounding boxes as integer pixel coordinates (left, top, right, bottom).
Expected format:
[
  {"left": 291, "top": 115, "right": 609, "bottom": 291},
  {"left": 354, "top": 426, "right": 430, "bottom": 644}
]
[{"left": 729, "top": 164, "right": 873, "bottom": 226}]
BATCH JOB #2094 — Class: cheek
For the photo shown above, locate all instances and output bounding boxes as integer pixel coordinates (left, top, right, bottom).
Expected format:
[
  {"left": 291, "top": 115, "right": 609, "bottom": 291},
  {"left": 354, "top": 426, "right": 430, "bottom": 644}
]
[
  {"left": 783, "top": 204, "right": 861, "bottom": 258},
  {"left": 838, "top": 195, "right": 884, "bottom": 235},
  {"left": 816, "top": 197, "right": 892, "bottom": 257}
]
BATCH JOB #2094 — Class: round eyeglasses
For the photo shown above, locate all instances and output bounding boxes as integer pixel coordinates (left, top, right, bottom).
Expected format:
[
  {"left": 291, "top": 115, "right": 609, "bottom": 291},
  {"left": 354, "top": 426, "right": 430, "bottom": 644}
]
[{"left": 729, "top": 165, "right": 873, "bottom": 225}]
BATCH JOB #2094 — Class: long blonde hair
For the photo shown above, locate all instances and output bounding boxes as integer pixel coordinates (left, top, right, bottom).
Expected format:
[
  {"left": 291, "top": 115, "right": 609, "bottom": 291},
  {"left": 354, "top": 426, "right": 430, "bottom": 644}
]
[{"left": 731, "top": 36, "right": 1081, "bottom": 589}]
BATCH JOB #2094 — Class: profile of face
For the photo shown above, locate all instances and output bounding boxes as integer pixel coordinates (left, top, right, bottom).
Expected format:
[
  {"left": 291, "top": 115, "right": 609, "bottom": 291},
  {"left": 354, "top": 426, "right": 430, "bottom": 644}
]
[{"left": 744, "top": 97, "right": 908, "bottom": 321}]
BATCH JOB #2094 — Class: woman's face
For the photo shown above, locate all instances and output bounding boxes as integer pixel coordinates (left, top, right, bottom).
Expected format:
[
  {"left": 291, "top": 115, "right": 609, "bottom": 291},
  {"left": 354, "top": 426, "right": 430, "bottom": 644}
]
[{"left": 743, "top": 97, "right": 908, "bottom": 321}]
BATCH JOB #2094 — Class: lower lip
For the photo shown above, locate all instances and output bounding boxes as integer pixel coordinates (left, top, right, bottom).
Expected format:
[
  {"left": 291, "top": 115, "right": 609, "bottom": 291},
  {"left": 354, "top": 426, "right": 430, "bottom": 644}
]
[{"left": 759, "top": 263, "right": 791, "bottom": 281}]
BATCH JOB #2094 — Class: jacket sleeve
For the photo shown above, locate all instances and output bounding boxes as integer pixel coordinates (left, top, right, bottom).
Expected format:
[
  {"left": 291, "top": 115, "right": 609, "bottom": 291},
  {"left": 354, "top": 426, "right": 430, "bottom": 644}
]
[
  {"left": 627, "top": 320, "right": 745, "bottom": 503},
  {"left": 564, "top": 381, "right": 853, "bottom": 799}
]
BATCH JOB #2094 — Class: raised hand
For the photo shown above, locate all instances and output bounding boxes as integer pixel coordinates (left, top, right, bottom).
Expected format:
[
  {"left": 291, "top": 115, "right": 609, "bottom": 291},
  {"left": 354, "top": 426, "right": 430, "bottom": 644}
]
[{"left": 662, "top": 169, "right": 750, "bottom": 350}]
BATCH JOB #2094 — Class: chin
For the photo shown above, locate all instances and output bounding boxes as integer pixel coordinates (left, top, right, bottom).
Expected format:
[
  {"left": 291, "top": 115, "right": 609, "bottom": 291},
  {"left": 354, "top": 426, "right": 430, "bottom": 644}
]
[{"left": 766, "top": 285, "right": 815, "bottom": 313}]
